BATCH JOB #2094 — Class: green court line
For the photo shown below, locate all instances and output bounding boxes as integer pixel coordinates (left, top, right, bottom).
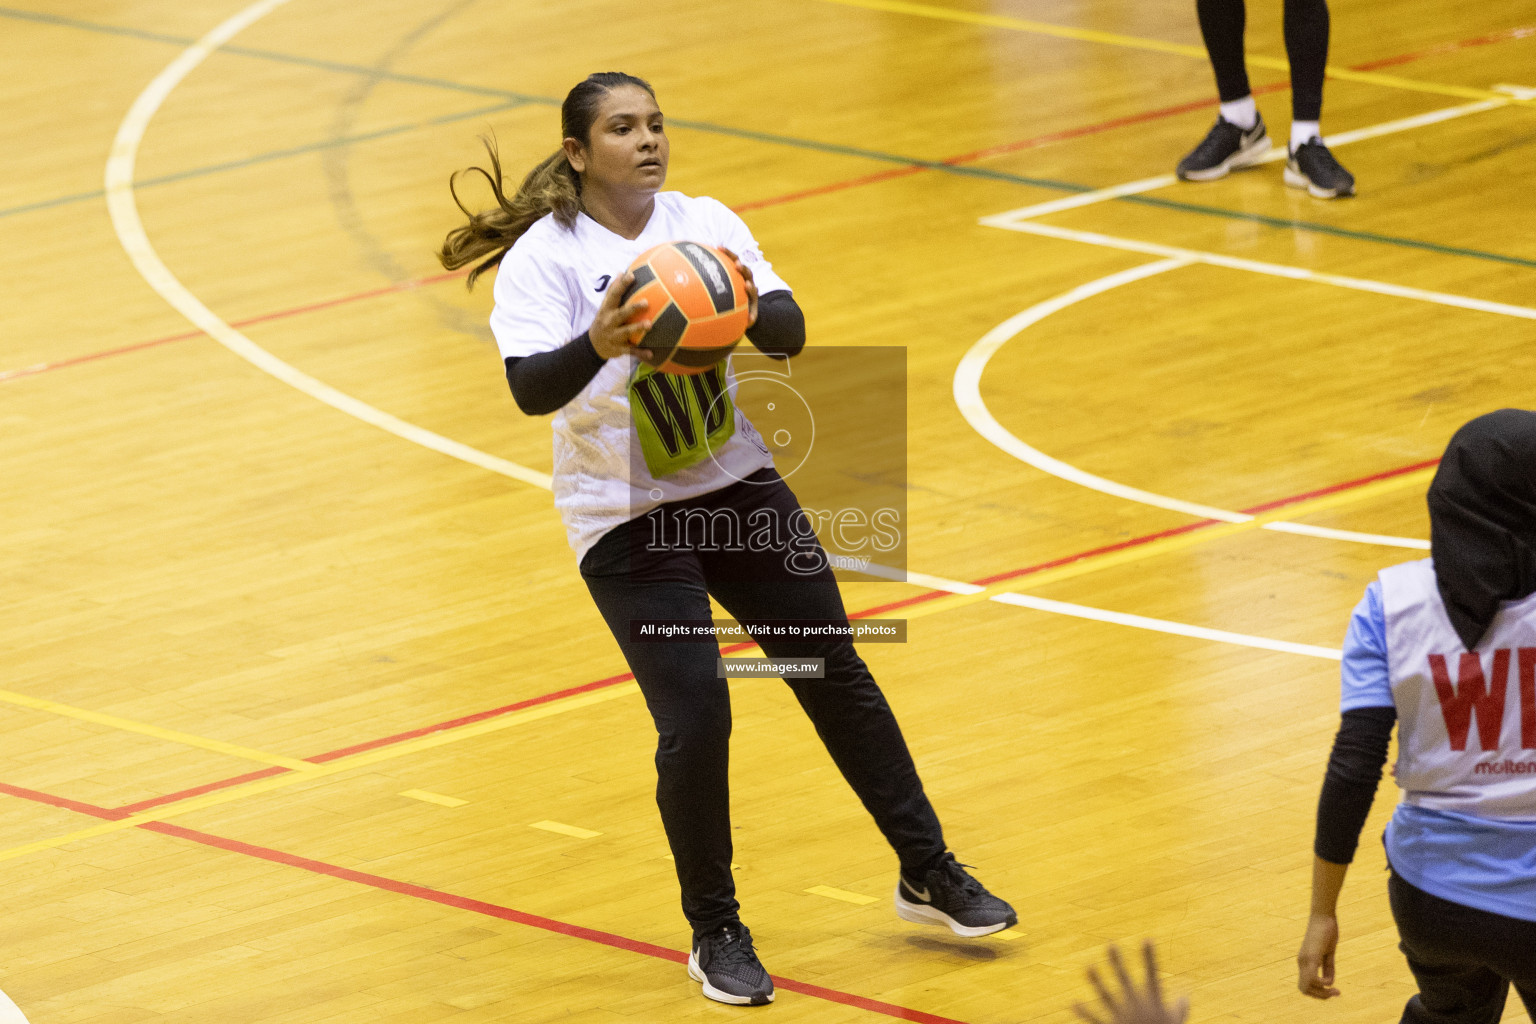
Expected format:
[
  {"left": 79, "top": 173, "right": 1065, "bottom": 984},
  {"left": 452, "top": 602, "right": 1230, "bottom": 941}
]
[
  {"left": 0, "top": 6, "right": 549, "bottom": 102},
  {"left": 141, "top": 100, "right": 525, "bottom": 186},
  {"left": 3, "top": 5, "right": 1532, "bottom": 272},
  {"left": 1122, "top": 193, "right": 1536, "bottom": 268},
  {"left": 0, "top": 101, "right": 523, "bottom": 221}
]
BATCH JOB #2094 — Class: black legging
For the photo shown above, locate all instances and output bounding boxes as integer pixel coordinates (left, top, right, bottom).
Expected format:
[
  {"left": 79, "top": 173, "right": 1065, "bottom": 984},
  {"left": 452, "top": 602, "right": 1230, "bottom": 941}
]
[
  {"left": 1196, "top": 0, "right": 1330, "bottom": 121},
  {"left": 580, "top": 468, "right": 947, "bottom": 937},
  {"left": 1390, "top": 870, "right": 1536, "bottom": 1023}
]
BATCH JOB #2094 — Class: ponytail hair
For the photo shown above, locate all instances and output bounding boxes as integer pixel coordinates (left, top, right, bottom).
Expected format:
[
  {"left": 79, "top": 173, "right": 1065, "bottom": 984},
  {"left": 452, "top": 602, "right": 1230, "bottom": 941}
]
[
  {"left": 439, "top": 140, "right": 580, "bottom": 288},
  {"left": 438, "top": 72, "right": 656, "bottom": 289}
]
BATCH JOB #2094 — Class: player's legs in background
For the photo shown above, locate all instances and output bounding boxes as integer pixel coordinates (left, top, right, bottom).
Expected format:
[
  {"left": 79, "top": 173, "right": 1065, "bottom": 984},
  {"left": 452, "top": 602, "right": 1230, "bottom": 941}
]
[
  {"left": 1198, "top": 0, "right": 1254, "bottom": 108},
  {"left": 1388, "top": 869, "right": 1536, "bottom": 1023},
  {"left": 1282, "top": 0, "right": 1356, "bottom": 196},
  {"left": 1177, "top": 0, "right": 1272, "bottom": 181}
]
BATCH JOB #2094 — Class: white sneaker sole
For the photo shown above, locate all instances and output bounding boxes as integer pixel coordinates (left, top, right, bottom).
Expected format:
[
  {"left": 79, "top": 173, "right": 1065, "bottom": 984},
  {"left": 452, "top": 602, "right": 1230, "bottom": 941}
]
[
  {"left": 1179, "top": 133, "right": 1273, "bottom": 182},
  {"left": 1284, "top": 162, "right": 1353, "bottom": 198},
  {"left": 893, "top": 885, "right": 1015, "bottom": 938},
  {"left": 687, "top": 953, "right": 774, "bottom": 1005}
]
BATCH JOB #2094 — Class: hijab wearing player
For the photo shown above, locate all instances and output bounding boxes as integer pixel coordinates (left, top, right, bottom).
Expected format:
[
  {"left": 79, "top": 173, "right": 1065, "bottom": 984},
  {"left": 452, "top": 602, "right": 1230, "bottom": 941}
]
[
  {"left": 1427, "top": 408, "right": 1536, "bottom": 650},
  {"left": 438, "top": 72, "right": 758, "bottom": 362}
]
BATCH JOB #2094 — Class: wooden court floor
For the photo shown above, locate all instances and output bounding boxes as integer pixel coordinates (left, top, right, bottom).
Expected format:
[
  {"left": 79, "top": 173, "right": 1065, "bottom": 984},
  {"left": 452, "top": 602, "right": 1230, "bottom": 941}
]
[{"left": 3, "top": 0, "right": 1535, "bottom": 1020}]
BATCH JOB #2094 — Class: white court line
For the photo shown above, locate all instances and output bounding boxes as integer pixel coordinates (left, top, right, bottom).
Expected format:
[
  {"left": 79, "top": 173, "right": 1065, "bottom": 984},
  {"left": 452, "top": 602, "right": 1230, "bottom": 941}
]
[
  {"left": 992, "top": 593, "right": 1343, "bottom": 660},
  {"left": 988, "top": 221, "right": 1536, "bottom": 322},
  {"left": 101, "top": 1, "right": 1398, "bottom": 672},
  {"left": 865, "top": 565, "right": 986, "bottom": 594},
  {"left": 987, "top": 98, "right": 1508, "bottom": 223},
  {"left": 952, "top": 256, "right": 1249, "bottom": 523},
  {"left": 952, "top": 258, "right": 1438, "bottom": 548},
  {"left": 816, "top": 561, "right": 1340, "bottom": 658},
  {"left": 104, "top": 0, "right": 553, "bottom": 492},
  {"left": 0, "top": 988, "right": 28, "bottom": 1024},
  {"left": 966, "top": 97, "right": 1529, "bottom": 547},
  {"left": 1263, "top": 521, "right": 1432, "bottom": 549}
]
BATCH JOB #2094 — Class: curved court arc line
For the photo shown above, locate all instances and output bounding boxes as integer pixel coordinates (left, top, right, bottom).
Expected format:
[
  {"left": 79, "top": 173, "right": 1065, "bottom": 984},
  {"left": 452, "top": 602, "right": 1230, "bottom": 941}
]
[
  {"left": 104, "top": 0, "right": 553, "bottom": 492},
  {"left": 954, "top": 264, "right": 1432, "bottom": 549}
]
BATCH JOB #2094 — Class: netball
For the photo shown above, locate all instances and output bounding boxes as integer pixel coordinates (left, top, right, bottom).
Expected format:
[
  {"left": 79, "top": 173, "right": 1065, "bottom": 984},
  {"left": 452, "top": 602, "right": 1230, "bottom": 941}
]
[{"left": 622, "top": 241, "right": 750, "bottom": 374}]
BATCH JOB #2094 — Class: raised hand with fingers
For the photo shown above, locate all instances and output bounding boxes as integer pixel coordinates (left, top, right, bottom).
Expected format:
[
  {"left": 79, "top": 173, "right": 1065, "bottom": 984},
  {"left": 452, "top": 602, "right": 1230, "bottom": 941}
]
[
  {"left": 588, "top": 270, "right": 656, "bottom": 362},
  {"left": 1073, "top": 942, "right": 1190, "bottom": 1024},
  {"left": 716, "top": 246, "right": 759, "bottom": 328}
]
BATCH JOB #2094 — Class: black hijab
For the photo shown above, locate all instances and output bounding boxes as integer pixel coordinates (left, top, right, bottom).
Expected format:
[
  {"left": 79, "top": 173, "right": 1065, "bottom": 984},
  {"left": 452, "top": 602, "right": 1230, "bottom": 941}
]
[{"left": 1428, "top": 408, "right": 1536, "bottom": 651}]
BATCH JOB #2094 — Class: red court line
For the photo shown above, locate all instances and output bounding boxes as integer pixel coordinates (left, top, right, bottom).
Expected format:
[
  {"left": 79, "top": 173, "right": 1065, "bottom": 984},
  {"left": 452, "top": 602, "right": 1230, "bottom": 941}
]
[
  {"left": 0, "top": 329, "right": 204, "bottom": 383},
  {"left": 736, "top": 23, "right": 1528, "bottom": 215},
  {"left": 105, "top": 452, "right": 1438, "bottom": 816},
  {"left": 0, "top": 782, "right": 972, "bottom": 1024},
  {"left": 0, "top": 267, "right": 469, "bottom": 386},
  {"left": 0, "top": 781, "right": 129, "bottom": 821},
  {"left": 308, "top": 670, "right": 640, "bottom": 763},
  {"left": 6, "top": 20, "right": 1521, "bottom": 387},
  {"left": 6, "top": 26, "right": 1468, "bottom": 813},
  {"left": 1350, "top": 24, "right": 1536, "bottom": 71},
  {"left": 116, "top": 765, "right": 289, "bottom": 815},
  {"left": 733, "top": 164, "right": 929, "bottom": 213},
  {"left": 1239, "top": 456, "right": 1440, "bottom": 515},
  {"left": 852, "top": 455, "right": 1442, "bottom": 617},
  {"left": 147, "top": 820, "right": 972, "bottom": 1022}
]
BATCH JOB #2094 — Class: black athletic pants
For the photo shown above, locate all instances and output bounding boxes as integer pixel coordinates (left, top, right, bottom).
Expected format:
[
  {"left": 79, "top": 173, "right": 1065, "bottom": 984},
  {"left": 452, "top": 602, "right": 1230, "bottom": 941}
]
[
  {"left": 1389, "top": 870, "right": 1536, "bottom": 1024},
  {"left": 580, "top": 468, "right": 947, "bottom": 937},
  {"left": 1195, "top": 0, "right": 1330, "bottom": 121}
]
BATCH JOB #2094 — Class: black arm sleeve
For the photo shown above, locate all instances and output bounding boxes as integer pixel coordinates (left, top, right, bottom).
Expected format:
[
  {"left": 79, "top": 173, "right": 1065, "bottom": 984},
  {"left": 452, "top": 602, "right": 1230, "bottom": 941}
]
[
  {"left": 504, "top": 291, "right": 801, "bottom": 414},
  {"left": 745, "top": 290, "right": 805, "bottom": 359},
  {"left": 503, "top": 332, "right": 606, "bottom": 416},
  {"left": 1313, "top": 705, "right": 1396, "bottom": 864}
]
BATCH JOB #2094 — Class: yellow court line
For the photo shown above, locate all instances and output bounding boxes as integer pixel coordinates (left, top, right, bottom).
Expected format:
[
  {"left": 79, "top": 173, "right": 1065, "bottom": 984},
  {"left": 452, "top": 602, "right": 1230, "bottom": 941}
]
[
  {"left": 530, "top": 820, "right": 602, "bottom": 839},
  {"left": 0, "top": 469, "right": 1432, "bottom": 865},
  {"left": 0, "top": 688, "right": 318, "bottom": 772},
  {"left": 400, "top": 789, "right": 468, "bottom": 807},
  {"left": 0, "top": 473, "right": 1431, "bottom": 785},
  {"left": 891, "top": 467, "right": 1438, "bottom": 623},
  {"left": 809, "top": 0, "right": 1212, "bottom": 57},
  {"left": 0, "top": 683, "right": 640, "bottom": 864},
  {"left": 805, "top": 884, "right": 879, "bottom": 905},
  {"left": 807, "top": 0, "right": 1536, "bottom": 107}
]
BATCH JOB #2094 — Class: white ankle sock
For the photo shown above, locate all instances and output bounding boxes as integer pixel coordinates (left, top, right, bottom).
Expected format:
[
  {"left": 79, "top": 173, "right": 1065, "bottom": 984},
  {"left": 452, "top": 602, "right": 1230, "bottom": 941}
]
[
  {"left": 1290, "top": 120, "right": 1321, "bottom": 150},
  {"left": 1219, "top": 96, "right": 1258, "bottom": 130}
]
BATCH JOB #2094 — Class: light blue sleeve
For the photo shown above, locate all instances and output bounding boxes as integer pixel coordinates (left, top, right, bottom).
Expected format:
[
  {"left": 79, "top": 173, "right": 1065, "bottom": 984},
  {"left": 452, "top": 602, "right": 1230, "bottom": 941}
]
[{"left": 1340, "top": 580, "right": 1393, "bottom": 712}]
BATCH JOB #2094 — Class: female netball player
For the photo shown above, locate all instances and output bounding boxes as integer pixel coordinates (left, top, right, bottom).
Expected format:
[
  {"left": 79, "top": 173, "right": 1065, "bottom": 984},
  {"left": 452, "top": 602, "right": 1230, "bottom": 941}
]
[
  {"left": 1297, "top": 409, "right": 1536, "bottom": 1021},
  {"left": 439, "top": 72, "right": 1016, "bottom": 1007}
]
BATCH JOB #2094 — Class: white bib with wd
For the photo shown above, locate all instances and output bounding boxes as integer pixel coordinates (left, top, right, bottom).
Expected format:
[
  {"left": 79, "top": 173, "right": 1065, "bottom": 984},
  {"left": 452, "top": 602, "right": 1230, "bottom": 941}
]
[{"left": 1382, "top": 558, "right": 1536, "bottom": 820}]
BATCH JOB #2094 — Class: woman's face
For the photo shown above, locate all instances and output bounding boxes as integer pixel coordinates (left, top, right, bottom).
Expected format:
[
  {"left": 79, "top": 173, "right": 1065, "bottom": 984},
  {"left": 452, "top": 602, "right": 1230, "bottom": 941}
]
[{"left": 566, "top": 84, "right": 668, "bottom": 195}]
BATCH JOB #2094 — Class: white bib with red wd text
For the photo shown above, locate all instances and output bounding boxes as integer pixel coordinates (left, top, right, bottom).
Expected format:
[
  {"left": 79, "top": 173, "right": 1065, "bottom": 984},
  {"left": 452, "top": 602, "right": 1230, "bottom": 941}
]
[{"left": 1382, "top": 558, "right": 1536, "bottom": 820}]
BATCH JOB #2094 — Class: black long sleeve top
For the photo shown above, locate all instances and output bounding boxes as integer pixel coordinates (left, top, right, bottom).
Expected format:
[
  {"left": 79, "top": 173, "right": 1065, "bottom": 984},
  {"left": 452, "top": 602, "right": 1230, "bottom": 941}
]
[
  {"left": 1314, "top": 705, "right": 1396, "bottom": 864},
  {"left": 503, "top": 289, "right": 805, "bottom": 416}
]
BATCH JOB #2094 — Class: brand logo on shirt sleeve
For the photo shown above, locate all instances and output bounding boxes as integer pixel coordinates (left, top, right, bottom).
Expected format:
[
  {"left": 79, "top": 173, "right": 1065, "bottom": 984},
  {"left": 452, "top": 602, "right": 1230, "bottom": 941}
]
[{"left": 595, "top": 274, "right": 611, "bottom": 292}]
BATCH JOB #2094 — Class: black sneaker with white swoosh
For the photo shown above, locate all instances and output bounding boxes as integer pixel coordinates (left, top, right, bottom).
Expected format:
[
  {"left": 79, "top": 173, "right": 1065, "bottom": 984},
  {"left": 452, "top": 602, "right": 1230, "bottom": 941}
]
[
  {"left": 688, "top": 923, "right": 774, "bottom": 1005},
  {"left": 1284, "top": 138, "right": 1356, "bottom": 198},
  {"left": 894, "top": 853, "right": 1017, "bottom": 937}
]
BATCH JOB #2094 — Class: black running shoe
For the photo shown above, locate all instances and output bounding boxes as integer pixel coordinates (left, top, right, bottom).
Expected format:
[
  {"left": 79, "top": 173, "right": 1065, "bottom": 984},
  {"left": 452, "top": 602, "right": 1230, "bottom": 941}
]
[
  {"left": 1285, "top": 138, "right": 1356, "bottom": 198},
  {"left": 688, "top": 923, "right": 774, "bottom": 1005},
  {"left": 1175, "top": 116, "right": 1271, "bottom": 181},
  {"left": 894, "top": 853, "right": 1017, "bottom": 937}
]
